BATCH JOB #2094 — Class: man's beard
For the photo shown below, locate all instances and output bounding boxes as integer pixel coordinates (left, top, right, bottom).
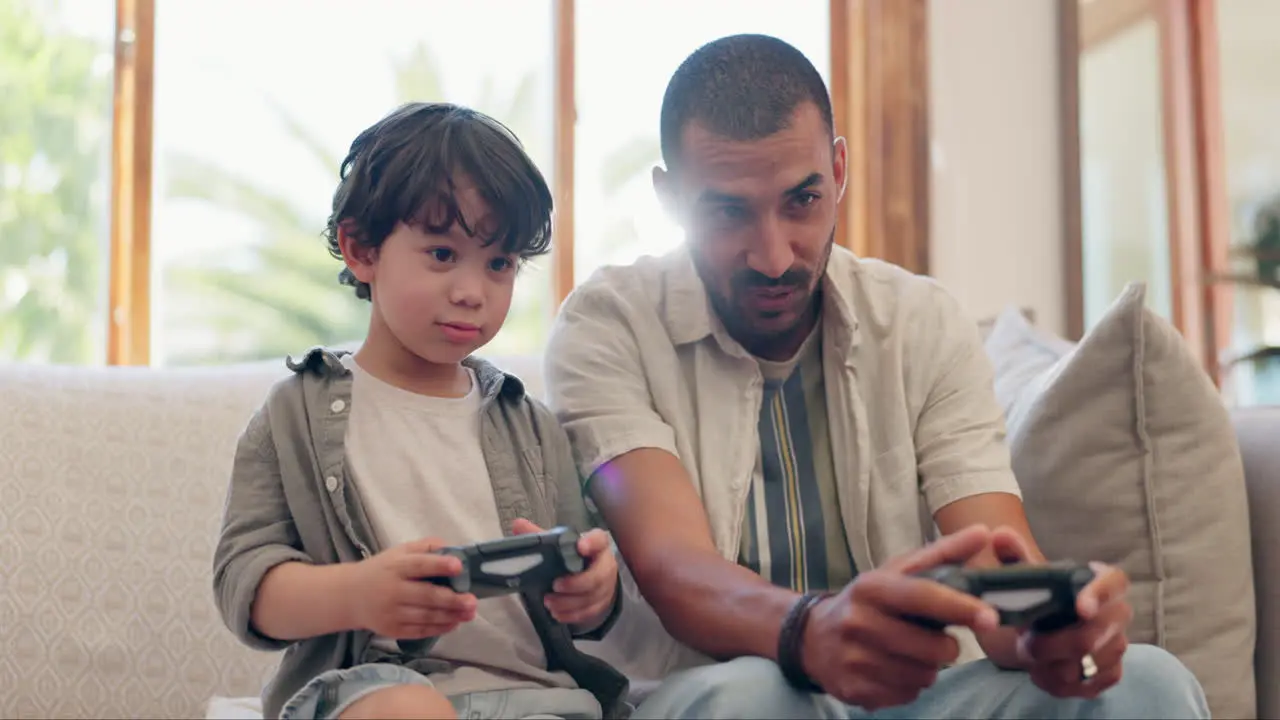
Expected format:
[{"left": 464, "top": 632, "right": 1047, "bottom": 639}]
[{"left": 699, "top": 228, "right": 835, "bottom": 354}]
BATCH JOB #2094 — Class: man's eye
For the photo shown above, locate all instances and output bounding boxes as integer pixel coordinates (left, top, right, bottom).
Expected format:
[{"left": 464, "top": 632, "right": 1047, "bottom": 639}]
[
  {"left": 793, "top": 192, "right": 819, "bottom": 207},
  {"left": 428, "top": 247, "right": 455, "bottom": 262},
  {"left": 718, "top": 205, "right": 748, "bottom": 221}
]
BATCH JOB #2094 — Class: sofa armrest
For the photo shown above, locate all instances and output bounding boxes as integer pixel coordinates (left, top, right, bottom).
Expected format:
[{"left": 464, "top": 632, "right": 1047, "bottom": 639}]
[{"left": 1235, "top": 406, "right": 1280, "bottom": 720}]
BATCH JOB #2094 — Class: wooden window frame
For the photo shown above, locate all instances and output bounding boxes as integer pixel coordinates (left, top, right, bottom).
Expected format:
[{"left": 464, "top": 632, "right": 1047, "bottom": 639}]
[
  {"left": 830, "top": 0, "right": 931, "bottom": 274},
  {"left": 107, "top": 0, "right": 155, "bottom": 366},
  {"left": 1059, "top": 0, "right": 1231, "bottom": 383},
  {"left": 105, "top": 1, "right": 929, "bottom": 365}
]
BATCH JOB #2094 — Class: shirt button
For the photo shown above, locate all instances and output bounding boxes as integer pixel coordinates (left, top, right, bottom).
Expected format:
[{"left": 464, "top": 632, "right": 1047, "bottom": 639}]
[
  {"left": 325, "top": 476, "right": 339, "bottom": 492},
  {"left": 330, "top": 399, "right": 346, "bottom": 413}
]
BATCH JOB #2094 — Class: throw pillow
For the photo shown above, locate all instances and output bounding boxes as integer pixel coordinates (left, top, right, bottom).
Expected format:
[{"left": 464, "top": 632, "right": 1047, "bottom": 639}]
[{"left": 983, "top": 282, "right": 1256, "bottom": 720}]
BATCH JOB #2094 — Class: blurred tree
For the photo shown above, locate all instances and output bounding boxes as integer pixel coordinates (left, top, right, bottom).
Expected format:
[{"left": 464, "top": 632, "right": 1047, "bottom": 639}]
[
  {"left": 0, "top": 0, "right": 112, "bottom": 364},
  {"left": 163, "top": 42, "right": 658, "bottom": 365}
]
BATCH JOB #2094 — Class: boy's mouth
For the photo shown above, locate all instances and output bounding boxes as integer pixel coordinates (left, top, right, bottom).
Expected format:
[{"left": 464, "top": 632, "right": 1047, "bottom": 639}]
[{"left": 437, "top": 322, "right": 482, "bottom": 343}]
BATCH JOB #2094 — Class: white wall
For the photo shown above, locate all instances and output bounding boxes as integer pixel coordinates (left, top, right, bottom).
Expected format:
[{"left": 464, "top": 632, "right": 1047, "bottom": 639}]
[{"left": 929, "top": 0, "right": 1066, "bottom": 335}]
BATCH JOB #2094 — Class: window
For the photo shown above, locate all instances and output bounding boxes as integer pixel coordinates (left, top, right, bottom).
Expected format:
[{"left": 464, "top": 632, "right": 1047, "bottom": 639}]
[
  {"left": 150, "top": 0, "right": 554, "bottom": 365},
  {"left": 4, "top": 0, "right": 928, "bottom": 368},
  {"left": 1216, "top": 0, "right": 1280, "bottom": 404},
  {"left": 1, "top": 0, "right": 115, "bottom": 364},
  {"left": 573, "top": 0, "right": 829, "bottom": 283},
  {"left": 1078, "top": 16, "right": 1174, "bottom": 327}
]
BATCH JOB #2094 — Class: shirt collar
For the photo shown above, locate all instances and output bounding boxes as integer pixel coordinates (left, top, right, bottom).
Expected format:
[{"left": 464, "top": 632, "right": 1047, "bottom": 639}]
[{"left": 286, "top": 347, "right": 525, "bottom": 402}]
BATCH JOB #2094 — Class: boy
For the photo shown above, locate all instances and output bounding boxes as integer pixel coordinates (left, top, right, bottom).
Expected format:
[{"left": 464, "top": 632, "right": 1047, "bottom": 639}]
[{"left": 212, "top": 103, "right": 627, "bottom": 720}]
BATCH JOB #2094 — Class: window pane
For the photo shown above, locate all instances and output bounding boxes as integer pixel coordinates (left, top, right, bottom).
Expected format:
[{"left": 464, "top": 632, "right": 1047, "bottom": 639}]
[
  {"left": 0, "top": 0, "right": 114, "bottom": 364},
  {"left": 1078, "top": 16, "right": 1174, "bottom": 329},
  {"left": 151, "top": 1, "right": 554, "bottom": 366},
  {"left": 573, "top": 1, "right": 829, "bottom": 284},
  {"left": 1216, "top": 0, "right": 1280, "bottom": 406}
]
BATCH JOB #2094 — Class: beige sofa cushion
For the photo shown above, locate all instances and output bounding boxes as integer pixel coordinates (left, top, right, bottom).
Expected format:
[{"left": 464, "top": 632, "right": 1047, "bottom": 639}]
[
  {"left": 0, "top": 362, "right": 286, "bottom": 718},
  {"left": 983, "top": 283, "right": 1256, "bottom": 720}
]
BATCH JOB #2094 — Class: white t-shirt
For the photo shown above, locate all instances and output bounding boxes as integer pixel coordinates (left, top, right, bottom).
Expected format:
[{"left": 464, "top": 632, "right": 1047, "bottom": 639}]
[{"left": 342, "top": 356, "right": 574, "bottom": 696}]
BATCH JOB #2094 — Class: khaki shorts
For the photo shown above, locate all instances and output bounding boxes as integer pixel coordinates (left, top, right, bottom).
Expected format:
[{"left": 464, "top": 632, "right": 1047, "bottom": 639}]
[{"left": 279, "top": 663, "right": 602, "bottom": 720}]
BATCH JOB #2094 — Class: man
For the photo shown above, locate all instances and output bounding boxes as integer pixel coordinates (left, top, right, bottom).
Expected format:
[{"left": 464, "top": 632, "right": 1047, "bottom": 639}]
[{"left": 546, "top": 34, "right": 1209, "bottom": 719}]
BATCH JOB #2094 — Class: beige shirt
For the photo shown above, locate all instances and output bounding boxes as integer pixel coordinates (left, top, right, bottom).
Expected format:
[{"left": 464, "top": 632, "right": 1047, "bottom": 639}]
[{"left": 547, "top": 244, "right": 1021, "bottom": 681}]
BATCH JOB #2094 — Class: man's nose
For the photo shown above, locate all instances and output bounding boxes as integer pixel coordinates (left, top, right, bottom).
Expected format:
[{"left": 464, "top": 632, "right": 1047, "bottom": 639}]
[{"left": 745, "top": 217, "right": 795, "bottom": 279}]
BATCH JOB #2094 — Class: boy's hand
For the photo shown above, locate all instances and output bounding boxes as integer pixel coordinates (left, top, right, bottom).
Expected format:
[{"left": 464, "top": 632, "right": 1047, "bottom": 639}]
[
  {"left": 348, "top": 538, "right": 478, "bottom": 640},
  {"left": 512, "top": 519, "right": 618, "bottom": 627}
]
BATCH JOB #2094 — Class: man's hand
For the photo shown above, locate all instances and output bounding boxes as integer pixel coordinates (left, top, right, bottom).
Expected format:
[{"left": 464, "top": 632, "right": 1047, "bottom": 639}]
[
  {"left": 348, "top": 538, "right": 478, "bottom": 640},
  {"left": 799, "top": 525, "right": 1001, "bottom": 710},
  {"left": 512, "top": 519, "right": 618, "bottom": 627},
  {"left": 991, "top": 528, "right": 1133, "bottom": 699}
]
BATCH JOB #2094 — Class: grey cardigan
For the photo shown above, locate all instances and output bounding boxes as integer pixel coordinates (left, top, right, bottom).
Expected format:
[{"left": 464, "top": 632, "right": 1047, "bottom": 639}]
[{"left": 211, "top": 348, "right": 626, "bottom": 719}]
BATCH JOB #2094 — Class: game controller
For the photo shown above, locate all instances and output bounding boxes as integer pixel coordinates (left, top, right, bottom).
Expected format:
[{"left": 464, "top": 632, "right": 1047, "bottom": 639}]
[
  {"left": 909, "top": 561, "right": 1096, "bottom": 632},
  {"left": 426, "top": 526, "right": 586, "bottom": 599}
]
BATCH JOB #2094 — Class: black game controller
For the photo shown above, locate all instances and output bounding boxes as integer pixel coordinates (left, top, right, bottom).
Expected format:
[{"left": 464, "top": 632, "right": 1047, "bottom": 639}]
[
  {"left": 909, "top": 561, "right": 1095, "bottom": 632},
  {"left": 426, "top": 526, "right": 586, "bottom": 599}
]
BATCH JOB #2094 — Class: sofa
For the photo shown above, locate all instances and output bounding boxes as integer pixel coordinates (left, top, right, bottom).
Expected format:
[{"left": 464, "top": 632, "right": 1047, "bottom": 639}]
[{"left": 0, "top": 293, "right": 1275, "bottom": 719}]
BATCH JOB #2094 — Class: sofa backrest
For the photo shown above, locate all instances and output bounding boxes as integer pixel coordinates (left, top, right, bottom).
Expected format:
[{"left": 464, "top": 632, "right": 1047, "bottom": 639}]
[
  {"left": 0, "top": 361, "right": 289, "bottom": 718},
  {"left": 0, "top": 354, "right": 546, "bottom": 719}
]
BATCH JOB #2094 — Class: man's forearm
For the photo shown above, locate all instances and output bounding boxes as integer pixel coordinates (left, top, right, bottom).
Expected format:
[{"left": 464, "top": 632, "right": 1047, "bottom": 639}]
[
  {"left": 637, "top": 546, "right": 800, "bottom": 661},
  {"left": 251, "top": 561, "right": 361, "bottom": 641}
]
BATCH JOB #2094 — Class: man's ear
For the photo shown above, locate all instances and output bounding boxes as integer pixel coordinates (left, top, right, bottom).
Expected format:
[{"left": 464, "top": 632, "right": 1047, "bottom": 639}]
[
  {"left": 832, "top": 136, "right": 849, "bottom": 203},
  {"left": 337, "top": 221, "right": 378, "bottom": 286},
  {"left": 652, "top": 165, "right": 678, "bottom": 219}
]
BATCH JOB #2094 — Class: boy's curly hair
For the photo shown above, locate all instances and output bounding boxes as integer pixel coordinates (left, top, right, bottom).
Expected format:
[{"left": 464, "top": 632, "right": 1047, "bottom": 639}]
[{"left": 323, "top": 102, "right": 553, "bottom": 300}]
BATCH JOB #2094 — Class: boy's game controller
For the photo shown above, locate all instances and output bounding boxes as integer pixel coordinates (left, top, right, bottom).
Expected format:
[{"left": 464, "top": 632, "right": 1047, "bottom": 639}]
[
  {"left": 909, "top": 561, "right": 1096, "bottom": 632},
  {"left": 426, "top": 526, "right": 586, "bottom": 599}
]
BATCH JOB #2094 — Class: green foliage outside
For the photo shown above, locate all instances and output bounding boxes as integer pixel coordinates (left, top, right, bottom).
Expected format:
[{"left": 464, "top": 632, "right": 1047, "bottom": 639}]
[
  {"left": 2, "top": 1, "right": 660, "bottom": 367},
  {"left": 162, "top": 44, "right": 659, "bottom": 366},
  {"left": 0, "top": 0, "right": 111, "bottom": 364}
]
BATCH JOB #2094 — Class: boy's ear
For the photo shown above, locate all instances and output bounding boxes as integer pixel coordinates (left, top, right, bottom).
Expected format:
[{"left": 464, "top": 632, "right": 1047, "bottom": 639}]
[{"left": 337, "top": 221, "right": 377, "bottom": 285}]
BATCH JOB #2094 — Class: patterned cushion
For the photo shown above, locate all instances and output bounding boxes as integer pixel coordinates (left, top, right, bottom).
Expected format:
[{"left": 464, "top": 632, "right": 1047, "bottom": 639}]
[{"left": 0, "top": 362, "right": 288, "bottom": 718}]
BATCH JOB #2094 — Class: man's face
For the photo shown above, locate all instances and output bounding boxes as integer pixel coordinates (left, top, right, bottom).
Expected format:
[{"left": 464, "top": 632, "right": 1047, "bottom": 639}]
[{"left": 656, "top": 103, "right": 846, "bottom": 355}]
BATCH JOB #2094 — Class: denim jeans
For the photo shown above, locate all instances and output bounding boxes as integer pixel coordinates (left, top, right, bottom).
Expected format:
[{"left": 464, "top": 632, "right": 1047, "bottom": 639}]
[{"left": 632, "top": 644, "right": 1209, "bottom": 720}]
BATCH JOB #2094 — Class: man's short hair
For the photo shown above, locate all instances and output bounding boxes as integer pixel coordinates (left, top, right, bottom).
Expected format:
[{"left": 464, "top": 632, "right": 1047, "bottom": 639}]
[
  {"left": 658, "top": 33, "right": 835, "bottom": 170},
  {"left": 324, "top": 102, "right": 552, "bottom": 300}
]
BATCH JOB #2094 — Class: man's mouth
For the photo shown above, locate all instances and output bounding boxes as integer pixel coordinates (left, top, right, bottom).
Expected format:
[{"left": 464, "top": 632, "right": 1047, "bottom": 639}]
[{"left": 745, "top": 286, "right": 799, "bottom": 312}]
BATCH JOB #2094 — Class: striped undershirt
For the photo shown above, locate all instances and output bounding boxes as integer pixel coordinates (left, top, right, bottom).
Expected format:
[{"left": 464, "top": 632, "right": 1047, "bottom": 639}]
[{"left": 738, "top": 327, "right": 857, "bottom": 592}]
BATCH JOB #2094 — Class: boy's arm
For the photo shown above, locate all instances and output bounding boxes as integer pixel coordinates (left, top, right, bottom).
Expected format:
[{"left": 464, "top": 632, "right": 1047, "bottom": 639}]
[
  {"left": 538, "top": 403, "right": 623, "bottom": 641},
  {"left": 212, "top": 403, "right": 358, "bottom": 648}
]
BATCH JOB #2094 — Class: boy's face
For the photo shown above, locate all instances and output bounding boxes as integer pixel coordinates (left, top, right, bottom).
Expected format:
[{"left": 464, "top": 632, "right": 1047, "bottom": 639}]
[{"left": 343, "top": 183, "right": 518, "bottom": 366}]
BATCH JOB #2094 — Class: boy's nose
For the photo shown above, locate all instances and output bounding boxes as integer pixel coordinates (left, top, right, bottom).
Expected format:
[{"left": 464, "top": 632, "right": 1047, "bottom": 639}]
[{"left": 448, "top": 272, "right": 484, "bottom": 308}]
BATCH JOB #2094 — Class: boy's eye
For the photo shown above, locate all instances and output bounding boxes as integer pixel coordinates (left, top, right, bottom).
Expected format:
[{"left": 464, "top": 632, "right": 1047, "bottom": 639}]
[
  {"left": 489, "top": 257, "right": 516, "bottom": 273},
  {"left": 427, "top": 247, "right": 455, "bottom": 263}
]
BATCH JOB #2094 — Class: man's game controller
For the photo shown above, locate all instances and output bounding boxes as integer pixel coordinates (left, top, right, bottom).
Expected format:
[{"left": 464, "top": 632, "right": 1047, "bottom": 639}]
[
  {"left": 426, "top": 526, "right": 586, "bottom": 599},
  {"left": 909, "top": 561, "right": 1095, "bottom": 632}
]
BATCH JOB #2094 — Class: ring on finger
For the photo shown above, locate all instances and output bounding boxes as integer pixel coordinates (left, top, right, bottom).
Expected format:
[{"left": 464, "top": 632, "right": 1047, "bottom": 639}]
[{"left": 1079, "top": 653, "right": 1098, "bottom": 683}]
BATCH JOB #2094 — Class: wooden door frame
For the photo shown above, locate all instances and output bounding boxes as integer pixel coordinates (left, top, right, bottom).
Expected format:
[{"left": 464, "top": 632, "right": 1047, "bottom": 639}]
[
  {"left": 830, "top": 0, "right": 931, "bottom": 275},
  {"left": 1058, "top": 0, "right": 1231, "bottom": 382}
]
